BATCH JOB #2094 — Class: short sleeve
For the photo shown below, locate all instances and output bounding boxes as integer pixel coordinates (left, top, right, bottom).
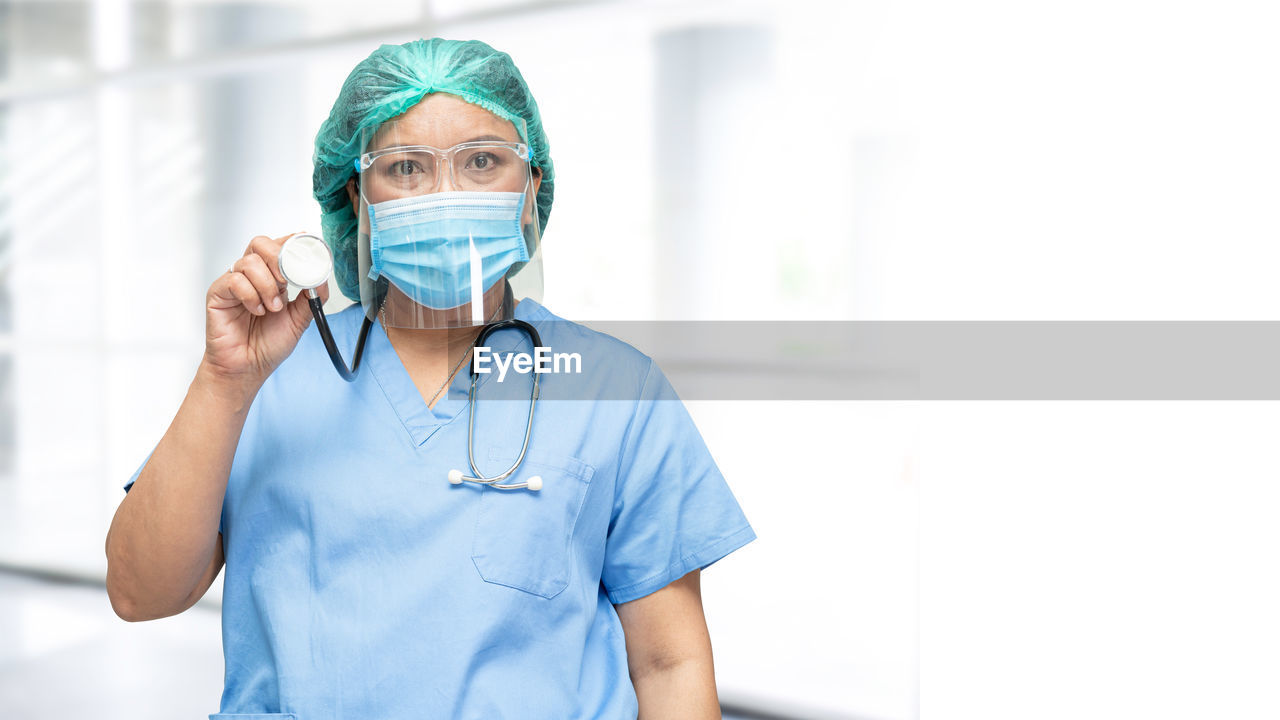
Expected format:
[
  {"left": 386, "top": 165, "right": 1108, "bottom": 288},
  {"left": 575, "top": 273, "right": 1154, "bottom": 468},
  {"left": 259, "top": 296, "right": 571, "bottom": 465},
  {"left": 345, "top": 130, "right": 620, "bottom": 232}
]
[
  {"left": 601, "top": 361, "right": 755, "bottom": 605},
  {"left": 123, "top": 454, "right": 149, "bottom": 493}
]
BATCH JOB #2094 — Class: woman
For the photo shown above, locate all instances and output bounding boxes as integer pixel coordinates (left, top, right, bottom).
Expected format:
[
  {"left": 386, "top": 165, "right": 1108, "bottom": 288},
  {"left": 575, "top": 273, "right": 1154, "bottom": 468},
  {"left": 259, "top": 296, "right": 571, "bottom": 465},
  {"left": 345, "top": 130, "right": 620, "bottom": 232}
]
[{"left": 105, "top": 38, "right": 753, "bottom": 719}]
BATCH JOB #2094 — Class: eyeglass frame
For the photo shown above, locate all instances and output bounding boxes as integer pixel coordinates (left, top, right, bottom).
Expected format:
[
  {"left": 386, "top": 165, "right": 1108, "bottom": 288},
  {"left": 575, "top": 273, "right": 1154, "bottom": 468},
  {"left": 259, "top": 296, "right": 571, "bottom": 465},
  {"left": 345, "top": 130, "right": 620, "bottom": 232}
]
[{"left": 354, "top": 141, "right": 533, "bottom": 195}]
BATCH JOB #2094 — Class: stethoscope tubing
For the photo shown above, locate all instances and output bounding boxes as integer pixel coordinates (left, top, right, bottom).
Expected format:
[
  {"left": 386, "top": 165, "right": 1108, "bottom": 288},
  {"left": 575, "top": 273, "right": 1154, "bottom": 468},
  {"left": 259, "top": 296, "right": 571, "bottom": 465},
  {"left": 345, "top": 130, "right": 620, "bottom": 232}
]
[
  {"left": 454, "top": 319, "right": 543, "bottom": 491},
  {"left": 306, "top": 289, "right": 374, "bottom": 382}
]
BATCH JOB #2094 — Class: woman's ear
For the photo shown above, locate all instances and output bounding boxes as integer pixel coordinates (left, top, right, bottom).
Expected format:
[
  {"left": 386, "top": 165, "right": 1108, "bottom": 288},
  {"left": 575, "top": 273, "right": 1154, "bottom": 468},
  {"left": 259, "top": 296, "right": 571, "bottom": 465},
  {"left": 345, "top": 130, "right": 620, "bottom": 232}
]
[{"left": 346, "top": 176, "right": 359, "bottom": 214}]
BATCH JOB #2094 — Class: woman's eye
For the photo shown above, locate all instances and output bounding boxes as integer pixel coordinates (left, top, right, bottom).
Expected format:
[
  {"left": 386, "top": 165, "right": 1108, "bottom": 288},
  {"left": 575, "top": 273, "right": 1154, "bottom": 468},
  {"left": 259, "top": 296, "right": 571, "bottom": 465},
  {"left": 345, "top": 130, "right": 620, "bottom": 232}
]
[
  {"left": 392, "top": 160, "right": 420, "bottom": 176},
  {"left": 467, "top": 153, "right": 498, "bottom": 170}
]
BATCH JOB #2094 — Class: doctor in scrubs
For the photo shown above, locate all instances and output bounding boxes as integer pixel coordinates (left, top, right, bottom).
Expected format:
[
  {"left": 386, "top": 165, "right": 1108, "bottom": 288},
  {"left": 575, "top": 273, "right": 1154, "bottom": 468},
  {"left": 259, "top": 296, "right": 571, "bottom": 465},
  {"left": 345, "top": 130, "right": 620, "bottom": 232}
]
[{"left": 105, "top": 38, "right": 754, "bottom": 720}]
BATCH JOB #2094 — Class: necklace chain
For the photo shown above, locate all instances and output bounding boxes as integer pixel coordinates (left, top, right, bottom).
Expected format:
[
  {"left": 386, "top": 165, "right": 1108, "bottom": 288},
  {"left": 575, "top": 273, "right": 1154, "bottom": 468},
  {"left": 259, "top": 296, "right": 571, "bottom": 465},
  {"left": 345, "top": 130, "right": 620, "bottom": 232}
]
[
  {"left": 380, "top": 300, "right": 504, "bottom": 409},
  {"left": 425, "top": 343, "right": 472, "bottom": 408}
]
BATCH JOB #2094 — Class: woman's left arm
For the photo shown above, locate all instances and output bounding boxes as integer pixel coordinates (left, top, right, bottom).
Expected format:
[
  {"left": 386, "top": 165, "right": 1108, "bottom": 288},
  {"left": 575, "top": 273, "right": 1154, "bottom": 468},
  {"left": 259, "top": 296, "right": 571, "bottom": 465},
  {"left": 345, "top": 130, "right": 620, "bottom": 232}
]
[{"left": 615, "top": 569, "right": 721, "bottom": 720}]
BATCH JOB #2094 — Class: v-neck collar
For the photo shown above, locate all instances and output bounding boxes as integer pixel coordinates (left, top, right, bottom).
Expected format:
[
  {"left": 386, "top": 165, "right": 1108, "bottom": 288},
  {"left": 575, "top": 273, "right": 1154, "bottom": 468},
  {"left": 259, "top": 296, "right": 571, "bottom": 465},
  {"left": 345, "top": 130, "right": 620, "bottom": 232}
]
[{"left": 364, "top": 299, "right": 547, "bottom": 447}]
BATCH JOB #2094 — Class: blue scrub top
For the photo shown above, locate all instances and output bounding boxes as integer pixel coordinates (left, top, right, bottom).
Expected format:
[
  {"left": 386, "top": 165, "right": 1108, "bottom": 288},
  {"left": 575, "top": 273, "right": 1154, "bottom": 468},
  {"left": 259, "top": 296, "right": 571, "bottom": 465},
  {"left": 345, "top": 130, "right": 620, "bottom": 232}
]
[{"left": 126, "top": 299, "right": 754, "bottom": 720}]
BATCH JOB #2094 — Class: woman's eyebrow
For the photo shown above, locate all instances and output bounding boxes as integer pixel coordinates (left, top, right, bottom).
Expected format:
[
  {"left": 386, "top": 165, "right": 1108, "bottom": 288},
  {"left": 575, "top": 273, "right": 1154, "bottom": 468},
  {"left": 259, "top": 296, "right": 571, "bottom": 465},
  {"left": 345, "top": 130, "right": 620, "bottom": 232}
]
[{"left": 367, "top": 134, "right": 514, "bottom": 152}]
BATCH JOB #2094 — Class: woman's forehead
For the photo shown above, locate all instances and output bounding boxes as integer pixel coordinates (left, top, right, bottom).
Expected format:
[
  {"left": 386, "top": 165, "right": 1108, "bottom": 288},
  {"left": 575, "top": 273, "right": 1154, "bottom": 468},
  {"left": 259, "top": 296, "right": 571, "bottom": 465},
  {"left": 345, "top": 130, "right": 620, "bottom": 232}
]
[{"left": 369, "top": 93, "right": 520, "bottom": 150}]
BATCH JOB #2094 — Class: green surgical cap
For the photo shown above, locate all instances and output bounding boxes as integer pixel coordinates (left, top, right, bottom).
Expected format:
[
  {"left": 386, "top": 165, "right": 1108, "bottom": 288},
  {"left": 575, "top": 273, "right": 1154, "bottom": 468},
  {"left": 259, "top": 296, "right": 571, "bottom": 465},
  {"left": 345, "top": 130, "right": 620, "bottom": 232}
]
[{"left": 312, "top": 38, "right": 554, "bottom": 302}]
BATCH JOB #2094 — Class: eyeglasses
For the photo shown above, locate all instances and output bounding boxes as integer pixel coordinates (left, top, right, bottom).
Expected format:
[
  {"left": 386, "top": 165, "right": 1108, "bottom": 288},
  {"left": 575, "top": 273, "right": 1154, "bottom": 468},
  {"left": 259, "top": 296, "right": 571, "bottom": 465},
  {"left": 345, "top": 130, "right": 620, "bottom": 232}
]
[{"left": 356, "top": 142, "right": 532, "bottom": 197}]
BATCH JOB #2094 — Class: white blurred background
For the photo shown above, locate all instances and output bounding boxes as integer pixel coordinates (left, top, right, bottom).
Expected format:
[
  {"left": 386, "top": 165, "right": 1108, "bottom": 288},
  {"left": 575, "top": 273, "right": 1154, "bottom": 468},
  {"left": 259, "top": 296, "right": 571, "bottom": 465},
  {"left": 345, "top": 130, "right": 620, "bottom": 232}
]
[{"left": 1, "top": 1, "right": 1279, "bottom": 719}]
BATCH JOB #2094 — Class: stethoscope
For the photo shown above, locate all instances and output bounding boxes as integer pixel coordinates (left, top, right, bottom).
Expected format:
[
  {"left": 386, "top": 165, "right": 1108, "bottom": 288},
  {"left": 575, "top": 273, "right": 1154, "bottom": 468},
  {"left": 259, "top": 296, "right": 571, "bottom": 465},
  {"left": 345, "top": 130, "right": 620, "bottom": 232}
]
[
  {"left": 278, "top": 233, "right": 544, "bottom": 492},
  {"left": 277, "top": 233, "right": 374, "bottom": 382}
]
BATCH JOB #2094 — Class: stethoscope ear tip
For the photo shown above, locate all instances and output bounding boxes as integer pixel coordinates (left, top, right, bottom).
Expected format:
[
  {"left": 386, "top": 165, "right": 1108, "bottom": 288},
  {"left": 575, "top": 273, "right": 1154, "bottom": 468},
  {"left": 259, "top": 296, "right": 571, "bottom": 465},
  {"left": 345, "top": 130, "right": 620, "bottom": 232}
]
[
  {"left": 526, "top": 476, "right": 542, "bottom": 491},
  {"left": 448, "top": 469, "right": 464, "bottom": 485}
]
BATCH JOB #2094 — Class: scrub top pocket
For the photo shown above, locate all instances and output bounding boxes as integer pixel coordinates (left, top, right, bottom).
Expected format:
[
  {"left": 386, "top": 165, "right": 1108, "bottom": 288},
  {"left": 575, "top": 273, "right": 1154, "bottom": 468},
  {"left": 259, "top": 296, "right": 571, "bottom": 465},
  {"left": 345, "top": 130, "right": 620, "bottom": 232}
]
[
  {"left": 209, "top": 714, "right": 298, "bottom": 719},
  {"left": 470, "top": 450, "right": 594, "bottom": 599}
]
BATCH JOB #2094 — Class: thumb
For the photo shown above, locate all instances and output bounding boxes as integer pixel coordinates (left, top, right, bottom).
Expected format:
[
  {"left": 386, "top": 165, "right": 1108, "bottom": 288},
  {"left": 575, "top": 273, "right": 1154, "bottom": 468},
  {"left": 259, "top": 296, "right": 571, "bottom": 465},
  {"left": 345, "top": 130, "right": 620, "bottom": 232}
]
[
  {"left": 287, "top": 289, "right": 317, "bottom": 330},
  {"left": 286, "top": 280, "right": 335, "bottom": 329}
]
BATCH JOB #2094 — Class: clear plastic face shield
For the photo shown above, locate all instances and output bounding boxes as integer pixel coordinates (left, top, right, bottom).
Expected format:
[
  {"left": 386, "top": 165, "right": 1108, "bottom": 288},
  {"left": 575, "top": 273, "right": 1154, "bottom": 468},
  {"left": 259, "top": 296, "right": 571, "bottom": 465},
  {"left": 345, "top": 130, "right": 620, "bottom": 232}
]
[{"left": 353, "top": 95, "right": 544, "bottom": 330}]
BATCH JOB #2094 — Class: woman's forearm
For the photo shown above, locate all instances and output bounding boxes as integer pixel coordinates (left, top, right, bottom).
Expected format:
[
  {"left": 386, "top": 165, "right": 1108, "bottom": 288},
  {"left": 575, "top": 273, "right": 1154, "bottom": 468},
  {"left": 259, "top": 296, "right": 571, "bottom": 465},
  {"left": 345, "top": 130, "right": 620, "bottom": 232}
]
[
  {"left": 617, "top": 570, "right": 721, "bottom": 718},
  {"left": 632, "top": 657, "right": 721, "bottom": 720},
  {"left": 105, "top": 361, "right": 258, "bottom": 620}
]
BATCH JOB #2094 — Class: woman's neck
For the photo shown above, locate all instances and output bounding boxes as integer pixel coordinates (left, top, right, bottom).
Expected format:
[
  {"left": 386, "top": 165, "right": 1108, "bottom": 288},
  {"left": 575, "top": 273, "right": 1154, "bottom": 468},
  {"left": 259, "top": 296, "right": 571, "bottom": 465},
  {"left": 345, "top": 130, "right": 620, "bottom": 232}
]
[
  {"left": 377, "top": 283, "right": 510, "bottom": 406},
  {"left": 384, "top": 323, "right": 482, "bottom": 358}
]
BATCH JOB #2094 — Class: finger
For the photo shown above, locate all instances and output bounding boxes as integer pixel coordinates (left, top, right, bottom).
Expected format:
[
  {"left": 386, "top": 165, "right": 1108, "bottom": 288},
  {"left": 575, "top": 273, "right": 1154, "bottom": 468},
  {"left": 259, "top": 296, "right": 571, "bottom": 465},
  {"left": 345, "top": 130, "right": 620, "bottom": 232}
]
[
  {"left": 291, "top": 281, "right": 332, "bottom": 308},
  {"left": 287, "top": 277, "right": 342, "bottom": 332},
  {"left": 287, "top": 288, "right": 316, "bottom": 328},
  {"left": 208, "top": 269, "right": 248, "bottom": 311},
  {"left": 208, "top": 269, "right": 236, "bottom": 308},
  {"left": 234, "top": 253, "right": 287, "bottom": 312},
  {"left": 227, "top": 271, "right": 267, "bottom": 316},
  {"left": 244, "top": 233, "right": 299, "bottom": 287},
  {"left": 242, "top": 235, "right": 272, "bottom": 257}
]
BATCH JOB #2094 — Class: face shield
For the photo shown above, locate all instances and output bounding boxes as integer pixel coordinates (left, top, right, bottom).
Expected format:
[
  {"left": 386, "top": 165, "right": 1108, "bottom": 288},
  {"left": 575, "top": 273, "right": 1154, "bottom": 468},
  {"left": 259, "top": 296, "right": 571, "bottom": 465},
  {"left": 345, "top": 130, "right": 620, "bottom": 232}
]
[{"left": 354, "top": 106, "right": 544, "bottom": 329}]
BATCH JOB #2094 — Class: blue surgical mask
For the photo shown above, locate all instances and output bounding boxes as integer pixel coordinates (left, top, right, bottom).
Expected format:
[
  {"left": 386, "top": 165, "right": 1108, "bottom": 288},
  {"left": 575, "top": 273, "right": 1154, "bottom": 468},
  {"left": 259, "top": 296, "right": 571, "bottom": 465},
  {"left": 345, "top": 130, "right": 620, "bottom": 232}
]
[{"left": 367, "top": 191, "right": 530, "bottom": 309}]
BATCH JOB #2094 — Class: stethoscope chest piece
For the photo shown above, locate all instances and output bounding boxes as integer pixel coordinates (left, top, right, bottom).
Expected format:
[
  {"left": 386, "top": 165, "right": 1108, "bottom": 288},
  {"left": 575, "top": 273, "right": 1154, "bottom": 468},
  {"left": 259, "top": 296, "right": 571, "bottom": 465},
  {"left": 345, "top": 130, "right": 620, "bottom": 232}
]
[{"left": 278, "top": 233, "right": 333, "bottom": 291}]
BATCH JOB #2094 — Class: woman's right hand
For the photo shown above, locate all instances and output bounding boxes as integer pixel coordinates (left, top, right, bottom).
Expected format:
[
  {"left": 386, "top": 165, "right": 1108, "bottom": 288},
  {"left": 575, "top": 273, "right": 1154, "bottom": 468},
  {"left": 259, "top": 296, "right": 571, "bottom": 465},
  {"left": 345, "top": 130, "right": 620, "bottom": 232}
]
[{"left": 203, "top": 233, "right": 330, "bottom": 387}]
